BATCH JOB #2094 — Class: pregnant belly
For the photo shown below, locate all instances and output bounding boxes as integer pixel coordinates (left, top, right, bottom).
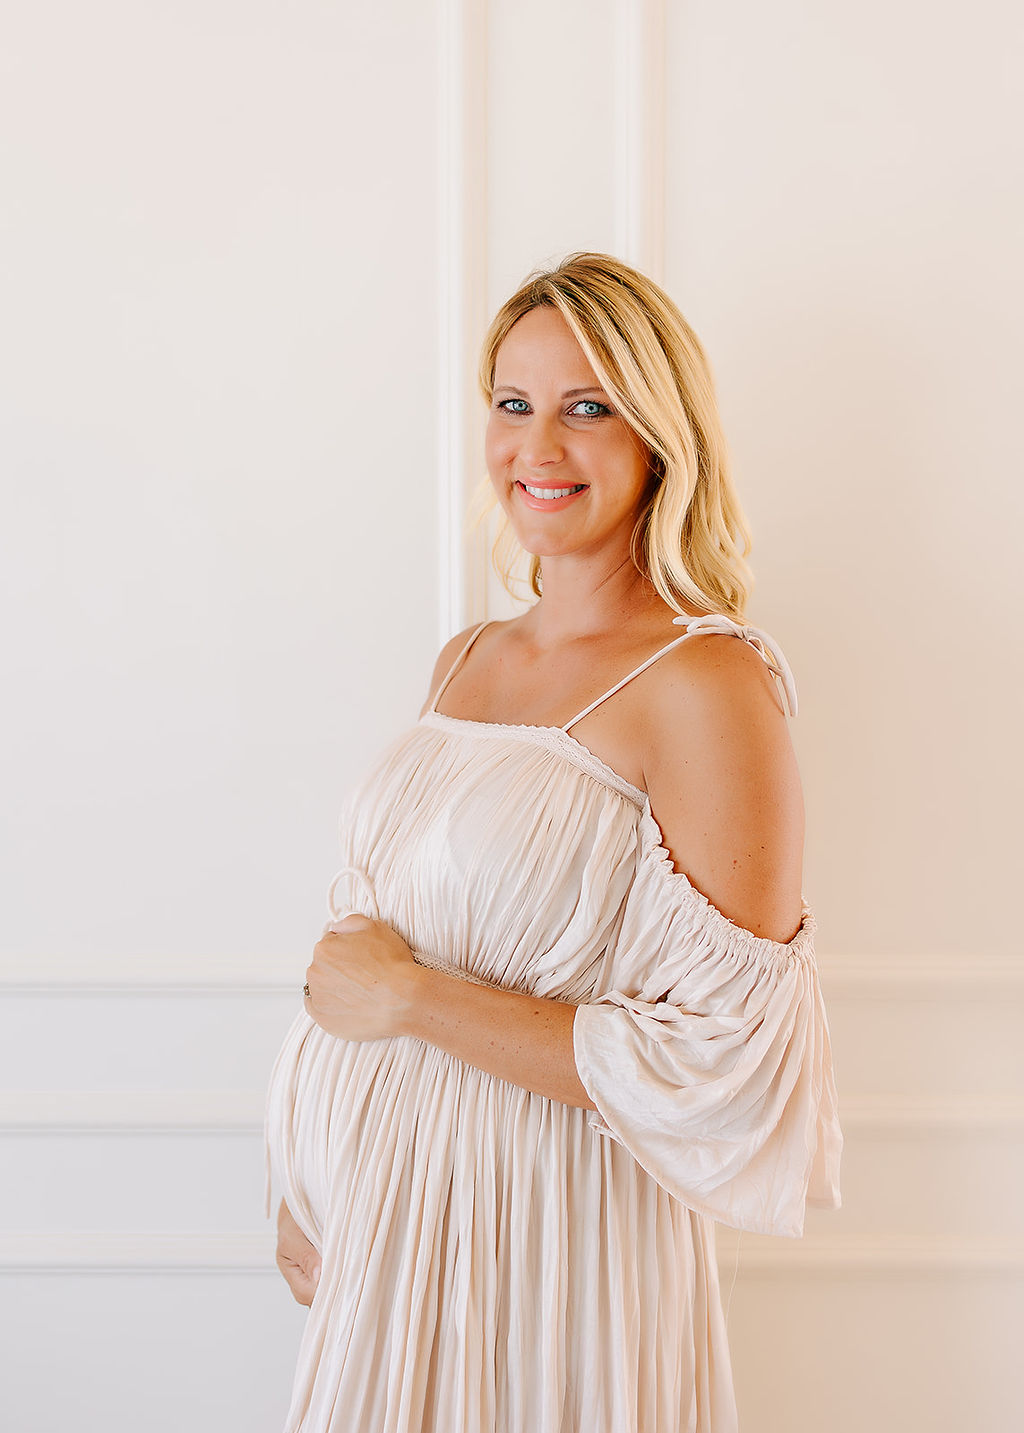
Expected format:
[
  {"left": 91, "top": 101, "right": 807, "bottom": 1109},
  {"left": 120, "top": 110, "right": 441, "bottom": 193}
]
[
  {"left": 266, "top": 1011, "right": 406, "bottom": 1244},
  {"left": 265, "top": 1009, "right": 599, "bottom": 1256}
]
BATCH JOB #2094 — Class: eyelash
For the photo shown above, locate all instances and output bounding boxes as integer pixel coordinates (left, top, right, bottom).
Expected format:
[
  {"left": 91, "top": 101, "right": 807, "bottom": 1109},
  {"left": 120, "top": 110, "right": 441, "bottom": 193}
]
[{"left": 495, "top": 399, "right": 611, "bottom": 420}]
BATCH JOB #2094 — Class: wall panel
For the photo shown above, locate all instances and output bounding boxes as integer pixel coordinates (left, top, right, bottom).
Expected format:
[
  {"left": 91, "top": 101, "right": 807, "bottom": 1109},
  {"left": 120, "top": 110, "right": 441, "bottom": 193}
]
[
  {"left": 485, "top": 0, "right": 620, "bottom": 313},
  {"left": 1, "top": 2, "right": 442, "bottom": 1429},
  {"left": 659, "top": 9, "right": 1024, "bottom": 1413},
  {"left": 662, "top": 0, "right": 1024, "bottom": 958},
  {"left": 3, "top": 1274, "right": 300, "bottom": 1433},
  {"left": 0, "top": 0, "right": 442, "bottom": 965}
]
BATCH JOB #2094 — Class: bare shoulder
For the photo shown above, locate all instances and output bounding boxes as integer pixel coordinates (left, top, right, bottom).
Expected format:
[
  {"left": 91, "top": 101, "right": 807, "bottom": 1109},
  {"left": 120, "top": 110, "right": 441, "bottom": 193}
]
[
  {"left": 648, "top": 626, "right": 788, "bottom": 715},
  {"left": 639, "top": 631, "right": 806, "bottom": 943},
  {"left": 420, "top": 623, "right": 486, "bottom": 717}
]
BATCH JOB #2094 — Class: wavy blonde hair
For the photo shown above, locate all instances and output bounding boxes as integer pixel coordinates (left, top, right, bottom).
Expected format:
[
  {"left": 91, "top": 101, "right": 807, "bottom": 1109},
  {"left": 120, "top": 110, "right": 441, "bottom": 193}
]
[{"left": 478, "top": 252, "right": 753, "bottom": 620}]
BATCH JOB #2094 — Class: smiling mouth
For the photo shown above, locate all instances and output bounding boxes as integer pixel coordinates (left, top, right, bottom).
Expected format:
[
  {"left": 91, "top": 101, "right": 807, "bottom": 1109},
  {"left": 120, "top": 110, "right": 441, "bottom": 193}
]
[{"left": 518, "top": 483, "right": 587, "bottom": 500}]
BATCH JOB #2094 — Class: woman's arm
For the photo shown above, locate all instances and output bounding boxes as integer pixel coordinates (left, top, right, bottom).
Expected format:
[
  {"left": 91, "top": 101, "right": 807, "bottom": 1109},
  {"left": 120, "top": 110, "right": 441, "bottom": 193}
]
[
  {"left": 639, "top": 631, "right": 805, "bottom": 943},
  {"left": 405, "top": 962, "right": 593, "bottom": 1107},
  {"left": 304, "top": 915, "right": 593, "bottom": 1107}
]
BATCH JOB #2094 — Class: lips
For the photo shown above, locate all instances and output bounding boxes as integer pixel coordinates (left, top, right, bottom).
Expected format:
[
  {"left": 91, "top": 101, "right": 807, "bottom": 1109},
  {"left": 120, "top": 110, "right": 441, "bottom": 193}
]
[{"left": 514, "top": 480, "right": 588, "bottom": 511}]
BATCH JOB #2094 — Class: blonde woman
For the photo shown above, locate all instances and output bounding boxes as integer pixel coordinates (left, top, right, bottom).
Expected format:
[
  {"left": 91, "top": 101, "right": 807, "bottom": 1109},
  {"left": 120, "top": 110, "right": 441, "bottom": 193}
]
[{"left": 267, "top": 253, "right": 842, "bottom": 1433}]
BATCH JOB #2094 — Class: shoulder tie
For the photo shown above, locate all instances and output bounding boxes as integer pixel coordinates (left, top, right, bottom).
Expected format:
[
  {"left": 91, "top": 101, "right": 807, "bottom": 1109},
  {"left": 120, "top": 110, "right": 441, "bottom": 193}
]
[{"left": 672, "top": 613, "right": 800, "bottom": 718}]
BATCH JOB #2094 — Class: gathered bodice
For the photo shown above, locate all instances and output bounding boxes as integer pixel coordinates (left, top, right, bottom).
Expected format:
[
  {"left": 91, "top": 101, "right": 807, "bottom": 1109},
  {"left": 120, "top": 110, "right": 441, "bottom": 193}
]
[{"left": 325, "top": 709, "right": 816, "bottom": 1008}]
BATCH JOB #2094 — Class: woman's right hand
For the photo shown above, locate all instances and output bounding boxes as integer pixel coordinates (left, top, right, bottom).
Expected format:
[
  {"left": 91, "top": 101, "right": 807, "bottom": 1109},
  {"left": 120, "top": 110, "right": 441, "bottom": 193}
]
[{"left": 276, "top": 1199, "right": 321, "bottom": 1306}]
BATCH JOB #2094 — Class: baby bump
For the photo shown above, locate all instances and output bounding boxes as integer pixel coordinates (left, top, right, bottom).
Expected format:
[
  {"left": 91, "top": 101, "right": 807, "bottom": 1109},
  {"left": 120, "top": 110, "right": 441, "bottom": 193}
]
[
  {"left": 266, "top": 1013, "right": 465, "bottom": 1246},
  {"left": 266, "top": 1012, "right": 383, "bottom": 1244}
]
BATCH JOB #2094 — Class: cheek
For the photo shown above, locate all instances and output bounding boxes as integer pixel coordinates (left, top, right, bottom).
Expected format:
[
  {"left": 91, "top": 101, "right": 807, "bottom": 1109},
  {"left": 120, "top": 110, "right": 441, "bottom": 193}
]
[
  {"left": 484, "top": 420, "right": 515, "bottom": 481},
  {"left": 616, "top": 437, "right": 655, "bottom": 501}
]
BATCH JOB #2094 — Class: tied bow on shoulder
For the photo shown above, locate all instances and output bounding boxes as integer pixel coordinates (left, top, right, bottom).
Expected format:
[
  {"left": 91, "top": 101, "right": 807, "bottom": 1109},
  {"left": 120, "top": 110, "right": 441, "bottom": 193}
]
[{"left": 672, "top": 613, "right": 799, "bottom": 718}]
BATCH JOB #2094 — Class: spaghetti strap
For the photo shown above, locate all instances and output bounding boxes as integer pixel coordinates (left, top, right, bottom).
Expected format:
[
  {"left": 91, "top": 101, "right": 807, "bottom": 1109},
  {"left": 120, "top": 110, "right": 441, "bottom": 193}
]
[
  {"left": 561, "top": 611, "right": 799, "bottom": 730},
  {"left": 561, "top": 633, "right": 695, "bottom": 730},
  {"left": 428, "top": 621, "right": 491, "bottom": 713}
]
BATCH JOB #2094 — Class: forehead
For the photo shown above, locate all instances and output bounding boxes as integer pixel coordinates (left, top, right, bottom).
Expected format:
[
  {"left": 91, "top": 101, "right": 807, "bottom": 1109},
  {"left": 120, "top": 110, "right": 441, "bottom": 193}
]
[{"left": 494, "top": 306, "right": 599, "bottom": 387}]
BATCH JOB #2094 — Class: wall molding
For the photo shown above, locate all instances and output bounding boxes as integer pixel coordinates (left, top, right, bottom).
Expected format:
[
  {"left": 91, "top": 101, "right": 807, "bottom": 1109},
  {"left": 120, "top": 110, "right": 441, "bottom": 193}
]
[
  {"left": 0, "top": 1091, "right": 265, "bottom": 1134},
  {"left": 839, "top": 1096, "right": 1024, "bottom": 1133},
  {"left": 0, "top": 952, "right": 300, "bottom": 992},
  {"left": 4, "top": 952, "right": 1020, "bottom": 994},
  {"left": 714, "top": 1233, "right": 1024, "bottom": 1277},
  {"left": 2, "top": 1229, "right": 1021, "bottom": 1277},
  {"left": 613, "top": 0, "right": 667, "bottom": 279},
  {"left": 436, "top": 0, "right": 489, "bottom": 641},
  {"left": 0, "top": 1231, "right": 275, "bottom": 1274},
  {"left": 0, "top": 980, "right": 295, "bottom": 996},
  {"left": 3, "top": 1089, "right": 1022, "bottom": 1136},
  {"left": 819, "top": 959, "right": 1024, "bottom": 999}
]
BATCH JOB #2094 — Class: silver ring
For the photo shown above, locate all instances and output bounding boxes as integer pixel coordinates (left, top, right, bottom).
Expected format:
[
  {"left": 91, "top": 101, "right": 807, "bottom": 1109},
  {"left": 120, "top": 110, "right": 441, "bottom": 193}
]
[{"left": 302, "top": 983, "right": 310, "bottom": 998}]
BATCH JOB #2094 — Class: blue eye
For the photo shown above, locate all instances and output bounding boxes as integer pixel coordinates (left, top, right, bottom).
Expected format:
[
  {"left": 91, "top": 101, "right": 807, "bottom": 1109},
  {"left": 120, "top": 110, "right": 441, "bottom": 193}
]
[
  {"left": 497, "top": 398, "right": 530, "bottom": 415},
  {"left": 570, "top": 400, "right": 610, "bottom": 418}
]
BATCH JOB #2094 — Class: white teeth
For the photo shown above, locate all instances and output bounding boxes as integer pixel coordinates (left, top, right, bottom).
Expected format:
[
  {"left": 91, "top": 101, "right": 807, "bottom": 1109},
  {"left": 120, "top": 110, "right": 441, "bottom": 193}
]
[{"left": 521, "top": 484, "right": 584, "bottom": 500}]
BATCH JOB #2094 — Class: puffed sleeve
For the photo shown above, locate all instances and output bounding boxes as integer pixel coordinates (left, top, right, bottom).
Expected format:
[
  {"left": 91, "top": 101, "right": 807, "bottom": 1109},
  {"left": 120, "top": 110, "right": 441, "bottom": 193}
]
[{"left": 572, "top": 809, "right": 843, "bottom": 1238}]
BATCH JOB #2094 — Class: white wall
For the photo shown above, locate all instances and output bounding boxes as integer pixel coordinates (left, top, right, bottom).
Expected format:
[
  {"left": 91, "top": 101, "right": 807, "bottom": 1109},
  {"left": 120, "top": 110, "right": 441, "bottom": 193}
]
[
  {"left": 1, "top": 0, "right": 442, "bottom": 964},
  {"left": 2, "top": 2, "right": 1021, "bottom": 1430},
  {"left": 1, "top": 2, "right": 441, "bottom": 1426}
]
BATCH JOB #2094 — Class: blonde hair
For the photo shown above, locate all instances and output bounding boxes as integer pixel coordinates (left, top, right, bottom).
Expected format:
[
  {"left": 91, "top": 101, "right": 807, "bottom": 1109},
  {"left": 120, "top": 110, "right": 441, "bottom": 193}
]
[{"left": 478, "top": 252, "right": 753, "bottom": 620}]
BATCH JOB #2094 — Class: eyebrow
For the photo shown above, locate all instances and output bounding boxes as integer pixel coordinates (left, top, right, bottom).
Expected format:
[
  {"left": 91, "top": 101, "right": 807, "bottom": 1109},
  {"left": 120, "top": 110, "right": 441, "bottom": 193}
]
[{"left": 493, "top": 385, "right": 609, "bottom": 398}]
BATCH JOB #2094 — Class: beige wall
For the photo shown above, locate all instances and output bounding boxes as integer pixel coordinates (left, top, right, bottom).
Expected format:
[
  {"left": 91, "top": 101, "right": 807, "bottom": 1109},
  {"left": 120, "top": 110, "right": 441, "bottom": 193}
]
[
  {"left": 663, "top": 5, "right": 1024, "bottom": 1429},
  {"left": 664, "top": 0, "right": 1024, "bottom": 960},
  {"left": 2, "top": 2, "right": 1021, "bottom": 1430}
]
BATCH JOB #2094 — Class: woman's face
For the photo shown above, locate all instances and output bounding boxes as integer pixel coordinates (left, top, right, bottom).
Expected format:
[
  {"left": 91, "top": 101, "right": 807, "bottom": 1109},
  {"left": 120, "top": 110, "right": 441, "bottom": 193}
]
[{"left": 485, "top": 306, "right": 653, "bottom": 566}]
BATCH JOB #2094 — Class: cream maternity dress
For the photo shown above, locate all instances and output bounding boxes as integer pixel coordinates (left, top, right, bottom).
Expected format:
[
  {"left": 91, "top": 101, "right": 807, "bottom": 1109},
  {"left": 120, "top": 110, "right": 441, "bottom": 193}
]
[{"left": 265, "top": 612, "right": 843, "bottom": 1433}]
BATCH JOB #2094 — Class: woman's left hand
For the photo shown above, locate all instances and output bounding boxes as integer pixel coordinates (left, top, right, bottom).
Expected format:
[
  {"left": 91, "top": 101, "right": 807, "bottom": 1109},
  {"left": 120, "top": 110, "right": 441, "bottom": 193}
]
[{"left": 303, "top": 914, "right": 421, "bottom": 1042}]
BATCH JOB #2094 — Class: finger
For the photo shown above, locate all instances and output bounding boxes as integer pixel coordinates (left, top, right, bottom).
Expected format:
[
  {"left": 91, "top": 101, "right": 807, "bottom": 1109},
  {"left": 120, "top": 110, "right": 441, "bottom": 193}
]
[
  {"left": 276, "top": 1251, "right": 321, "bottom": 1302},
  {"left": 285, "top": 1268, "right": 316, "bottom": 1306},
  {"left": 293, "top": 1263, "right": 321, "bottom": 1305},
  {"left": 312, "top": 932, "right": 343, "bottom": 962},
  {"left": 328, "top": 913, "right": 373, "bottom": 935}
]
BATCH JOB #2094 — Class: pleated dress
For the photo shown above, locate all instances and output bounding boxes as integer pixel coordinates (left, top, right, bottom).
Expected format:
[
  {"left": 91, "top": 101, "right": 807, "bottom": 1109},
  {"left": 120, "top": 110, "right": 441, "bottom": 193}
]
[{"left": 265, "top": 612, "right": 843, "bottom": 1433}]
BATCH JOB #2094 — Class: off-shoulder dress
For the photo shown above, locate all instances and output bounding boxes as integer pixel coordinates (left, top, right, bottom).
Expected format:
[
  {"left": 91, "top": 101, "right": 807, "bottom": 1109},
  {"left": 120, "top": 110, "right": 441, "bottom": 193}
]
[{"left": 265, "top": 612, "right": 843, "bottom": 1433}]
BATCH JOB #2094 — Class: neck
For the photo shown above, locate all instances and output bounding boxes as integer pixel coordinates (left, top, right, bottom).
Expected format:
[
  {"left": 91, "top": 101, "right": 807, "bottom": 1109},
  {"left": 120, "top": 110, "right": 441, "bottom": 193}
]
[{"left": 524, "top": 551, "right": 667, "bottom": 646}]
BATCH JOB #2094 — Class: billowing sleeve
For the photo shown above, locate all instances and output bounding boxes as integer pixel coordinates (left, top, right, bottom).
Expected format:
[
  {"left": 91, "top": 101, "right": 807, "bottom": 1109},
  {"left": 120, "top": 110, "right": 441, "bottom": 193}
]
[{"left": 572, "top": 809, "right": 843, "bottom": 1238}]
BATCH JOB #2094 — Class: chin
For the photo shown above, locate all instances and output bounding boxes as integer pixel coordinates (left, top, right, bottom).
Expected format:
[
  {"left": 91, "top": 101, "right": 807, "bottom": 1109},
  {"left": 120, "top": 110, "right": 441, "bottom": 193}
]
[{"left": 505, "top": 519, "right": 563, "bottom": 552}]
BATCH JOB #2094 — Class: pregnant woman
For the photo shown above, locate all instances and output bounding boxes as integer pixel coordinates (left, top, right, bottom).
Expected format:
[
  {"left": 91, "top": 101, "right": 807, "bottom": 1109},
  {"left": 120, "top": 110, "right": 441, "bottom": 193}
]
[{"left": 266, "top": 251, "right": 842, "bottom": 1433}]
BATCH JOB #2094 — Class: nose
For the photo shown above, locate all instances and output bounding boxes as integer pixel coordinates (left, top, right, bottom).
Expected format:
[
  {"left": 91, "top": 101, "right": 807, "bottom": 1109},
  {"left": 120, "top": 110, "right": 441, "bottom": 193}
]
[{"left": 518, "top": 412, "right": 564, "bottom": 468}]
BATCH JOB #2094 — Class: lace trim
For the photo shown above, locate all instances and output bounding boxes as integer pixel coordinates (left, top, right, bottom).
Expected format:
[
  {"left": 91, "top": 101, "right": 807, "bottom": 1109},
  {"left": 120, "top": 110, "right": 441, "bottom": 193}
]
[
  {"left": 420, "top": 710, "right": 647, "bottom": 807},
  {"left": 412, "top": 949, "right": 496, "bottom": 988}
]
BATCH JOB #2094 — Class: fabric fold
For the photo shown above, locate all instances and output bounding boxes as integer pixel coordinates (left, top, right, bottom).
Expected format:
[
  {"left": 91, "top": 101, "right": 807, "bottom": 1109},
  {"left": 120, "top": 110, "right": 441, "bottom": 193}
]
[{"left": 572, "top": 808, "right": 842, "bottom": 1238}]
